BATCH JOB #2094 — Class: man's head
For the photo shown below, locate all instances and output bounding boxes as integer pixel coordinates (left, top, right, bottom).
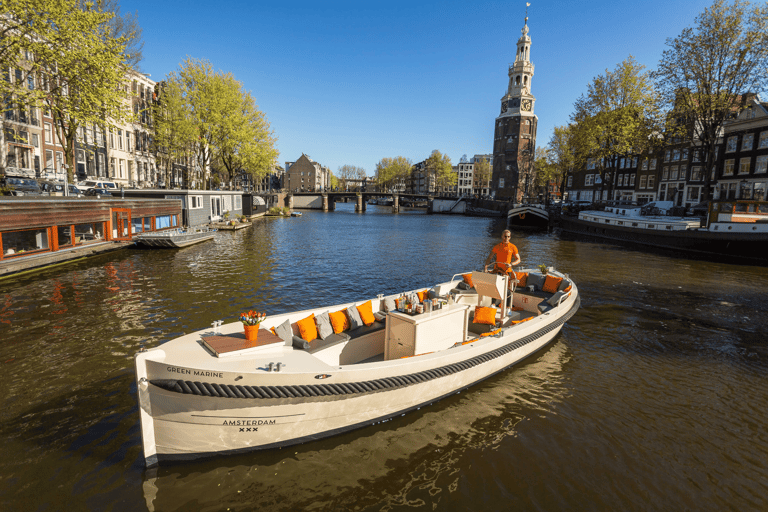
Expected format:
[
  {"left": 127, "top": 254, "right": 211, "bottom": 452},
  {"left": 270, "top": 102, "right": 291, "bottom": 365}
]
[{"left": 502, "top": 230, "right": 511, "bottom": 241}]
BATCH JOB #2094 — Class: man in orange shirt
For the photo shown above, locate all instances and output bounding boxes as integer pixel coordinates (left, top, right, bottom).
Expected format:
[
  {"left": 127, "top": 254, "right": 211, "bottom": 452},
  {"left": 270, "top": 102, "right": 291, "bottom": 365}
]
[{"left": 484, "top": 230, "right": 521, "bottom": 276}]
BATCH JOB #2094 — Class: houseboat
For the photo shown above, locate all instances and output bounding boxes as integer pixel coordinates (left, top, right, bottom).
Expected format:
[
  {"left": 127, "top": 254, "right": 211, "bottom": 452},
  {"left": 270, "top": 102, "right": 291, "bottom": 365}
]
[{"left": 558, "top": 200, "right": 768, "bottom": 262}]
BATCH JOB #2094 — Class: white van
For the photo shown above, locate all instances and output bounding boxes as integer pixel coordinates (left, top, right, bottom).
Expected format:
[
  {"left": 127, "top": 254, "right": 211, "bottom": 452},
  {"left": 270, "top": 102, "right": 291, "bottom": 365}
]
[{"left": 79, "top": 180, "right": 119, "bottom": 191}]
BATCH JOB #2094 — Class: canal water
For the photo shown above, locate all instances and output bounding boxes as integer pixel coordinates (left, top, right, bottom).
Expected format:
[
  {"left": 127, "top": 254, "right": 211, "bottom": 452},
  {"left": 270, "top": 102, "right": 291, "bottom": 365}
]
[{"left": 1, "top": 202, "right": 767, "bottom": 511}]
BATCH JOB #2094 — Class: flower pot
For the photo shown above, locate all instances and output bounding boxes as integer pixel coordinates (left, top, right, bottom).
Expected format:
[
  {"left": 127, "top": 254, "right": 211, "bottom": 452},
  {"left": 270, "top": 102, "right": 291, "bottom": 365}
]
[{"left": 244, "top": 324, "right": 259, "bottom": 343}]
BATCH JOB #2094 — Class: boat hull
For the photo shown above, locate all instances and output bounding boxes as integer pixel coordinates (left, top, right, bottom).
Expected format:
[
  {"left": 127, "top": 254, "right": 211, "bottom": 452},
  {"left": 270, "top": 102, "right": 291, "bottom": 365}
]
[
  {"left": 136, "top": 230, "right": 216, "bottom": 248},
  {"left": 559, "top": 215, "right": 768, "bottom": 262},
  {"left": 135, "top": 295, "right": 579, "bottom": 466}
]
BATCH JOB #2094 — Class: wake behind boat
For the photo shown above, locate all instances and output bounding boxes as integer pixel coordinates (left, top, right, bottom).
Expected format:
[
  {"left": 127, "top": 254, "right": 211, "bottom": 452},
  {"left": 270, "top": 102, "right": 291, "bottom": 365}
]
[
  {"left": 135, "top": 227, "right": 217, "bottom": 248},
  {"left": 134, "top": 268, "right": 579, "bottom": 467}
]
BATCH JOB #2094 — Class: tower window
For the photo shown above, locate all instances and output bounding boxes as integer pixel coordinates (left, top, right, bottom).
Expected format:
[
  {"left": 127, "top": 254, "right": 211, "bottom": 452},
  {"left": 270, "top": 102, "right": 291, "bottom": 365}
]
[
  {"left": 516, "top": 76, "right": 520, "bottom": 85},
  {"left": 524, "top": 76, "right": 528, "bottom": 85}
]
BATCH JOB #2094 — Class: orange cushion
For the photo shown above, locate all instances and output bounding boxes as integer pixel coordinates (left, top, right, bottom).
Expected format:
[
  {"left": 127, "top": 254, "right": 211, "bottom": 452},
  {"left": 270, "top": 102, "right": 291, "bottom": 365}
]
[
  {"left": 356, "top": 300, "right": 376, "bottom": 326},
  {"left": 474, "top": 306, "right": 497, "bottom": 325},
  {"left": 515, "top": 272, "right": 528, "bottom": 287},
  {"left": 542, "top": 275, "right": 563, "bottom": 294},
  {"left": 417, "top": 289, "right": 428, "bottom": 302},
  {"left": 297, "top": 314, "right": 318, "bottom": 342},
  {"left": 462, "top": 273, "right": 474, "bottom": 288},
  {"left": 270, "top": 327, "right": 277, "bottom": 336},
  {"left": 329, "top": 310, "right": 349, "bottom": 333},
  {"left": 563, "top": 285, "right": 572, "bottom": 293}
]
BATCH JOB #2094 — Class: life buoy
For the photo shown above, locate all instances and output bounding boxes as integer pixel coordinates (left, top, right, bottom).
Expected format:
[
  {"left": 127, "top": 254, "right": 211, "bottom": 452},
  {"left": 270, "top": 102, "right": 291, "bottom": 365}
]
[{"left": 520, "top": 213, "right": 526, "bottom": 219}]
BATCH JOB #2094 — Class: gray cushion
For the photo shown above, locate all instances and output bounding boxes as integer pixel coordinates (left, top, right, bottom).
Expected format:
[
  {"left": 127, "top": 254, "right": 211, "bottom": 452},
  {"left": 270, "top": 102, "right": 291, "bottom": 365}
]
[
  {"left": 557, "top": 279, "right": 571, "bottom": 292},
  {"left": 347, "top": 320, "right": 385, "bottom": 339},
  {"left": 292, "top": 335, "right": 310, "bottom": 350},
  {"left": 428, "top": 287, "right": 439, "bottom": 299},
  {"left": 547, "top": 290, "right": 566, "bottom": 307},
  {"left": 456, "top": 281, "right": 471, "bottom": 290},
  {"left": 306, "top": 332, "right": 351, "bottom": 354},
  {"left": 275, "top": 318, "right": 293, "bottom": 346},
  {"left": 373, "top": 311, "right": 386, "bottom": 322},
  {"left": 346, "top": 305, "right": 363, "bottom": 329},
  {"left": 527, "top": 273, "right": 546, "bottom": 291},
  {"left": 507, "top": 310, "right": 534, "bottom": 321},
  {"left": 384, "top": 297, "right": 397, "bottom": 312},
  {"left": 315, "top": 311, "right": 333, "bottom": 340}
]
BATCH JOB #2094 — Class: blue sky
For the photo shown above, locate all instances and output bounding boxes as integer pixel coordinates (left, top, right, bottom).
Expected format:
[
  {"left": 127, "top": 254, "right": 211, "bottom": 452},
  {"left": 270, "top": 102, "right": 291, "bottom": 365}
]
[{"left": 127, "top": 0, "right": 714, "bottom": 175}]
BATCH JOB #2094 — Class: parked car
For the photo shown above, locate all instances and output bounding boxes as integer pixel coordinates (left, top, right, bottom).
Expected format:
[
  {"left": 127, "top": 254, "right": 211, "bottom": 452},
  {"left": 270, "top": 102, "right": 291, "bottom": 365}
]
[
  {"left": 39, "top": 180, "right": 66, "bottom": 196},
  {"left": 68, "top": 184, "right": 84, "bottom": 197},
  {"left": 84, "top": 187, "right": 114, "bottom": 198},
  {"left": 79, "top": 180, "right": 118, "bottom": 192},
  {"left": 1, "top": 177, "right": 43, "bottom": 196},
  {"left": 687, "top": 201, "right": 710, "bottom": 217}
]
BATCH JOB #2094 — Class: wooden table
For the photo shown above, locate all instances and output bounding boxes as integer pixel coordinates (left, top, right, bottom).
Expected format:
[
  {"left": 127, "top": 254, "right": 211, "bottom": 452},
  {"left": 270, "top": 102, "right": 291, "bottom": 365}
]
[{"left": 201, "top": 329, "right": 283, "bottom": 357}]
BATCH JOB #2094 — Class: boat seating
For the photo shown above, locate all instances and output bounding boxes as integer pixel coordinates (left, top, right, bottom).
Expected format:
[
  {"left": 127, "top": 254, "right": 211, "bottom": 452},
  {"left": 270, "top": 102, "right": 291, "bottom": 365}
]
[{"left": 290, "top": 316, "right": 387, "bottom": 366}]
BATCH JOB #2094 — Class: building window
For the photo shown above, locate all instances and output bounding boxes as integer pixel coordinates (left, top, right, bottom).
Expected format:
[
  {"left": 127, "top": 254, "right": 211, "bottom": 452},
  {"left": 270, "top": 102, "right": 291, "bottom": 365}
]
[
  {"left": 726, "top": 136, "right": 738, "bottom": 152},
  {"left": 567, "top": 176, "right": 572, "bottom": 187},
  {"left": 642, "top": 159, "right": 648, "bottom": 171},
  {"left": 2, "top": 228, "right": 50, "bottom": 257},
  {"left": 664, "top": 150, "right": 670, "bottom": 162},
  {"left": 640, "top": 175, "right": 647, "bottom": 189},
  {"left": 585, "top": 174, "right": 594, "bottom": 186},
  {"left": 692, "top": 150, "right": 701, "bottom": 162},
  {"left": 649, "top": 159, "right": 657, "bottom": 170},
  {"left": 647, "top": 176, "right": 655, "bottom": 189},
  {"left": 724, "top": 159, "right": 735, "bottom": 176},
  {"left": 742, "top": 133, "right": 754, "bottom": 151},
  {"left": 681, "top": 149, "right": 688, "bottom": 161},
  {"left": 739, "top": 158, "right": 750, "bottom": 175},
  {"left": 630, "top": 174, "right": 635, "bottom": 186},
  {"left": 119, "top": 159, "right": 124, "bottom": 178},
  {"left": 190, "top": 195, "right": 204, "bottom": 209},
  {"left": 756, "top": 155, "right": 768, "bottom": 174},
  {"left": 587, "top": 158, "right": 595, "bottom": 170},
  {"left": 691, "top": 166, "right": 702, "bottom": 181},
  {"left": 759, "top": 131, "right": 768, "bottom": 149},
  {"left": 118, "top": 129, "right": 123, "bottom": 150},
  {"left": 44, "top": 122, "right": 52, "bottom": 143},
  {"left": 672, "top": 149, "right": 680, "bottom": 161},
  {"left": 670, "top": 166, "right": 679, "bottom": 181},
  {"left": 662, "top": 167, "right": 669, "bottom": 180},
  {"left": 45, "top": 150, "right": 53, "bottom": 170}
]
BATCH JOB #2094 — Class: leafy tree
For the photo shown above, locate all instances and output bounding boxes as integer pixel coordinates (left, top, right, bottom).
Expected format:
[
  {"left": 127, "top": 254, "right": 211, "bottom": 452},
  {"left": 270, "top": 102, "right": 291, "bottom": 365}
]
[
  {"left": 375, "top": 156, "right": 412, "bottom": 192},
  {"left": 153, "top": 76, "right": 195, "bottom": 188},
  {"left": 35, "top": 2, "right": 128, "bottom": 182},
  {"left": 654, "top": 0, "right": 768, "bottom": 199},
  {"left": 570, "top": 56, "right": 661, "bottom": 201},
  {"left": 547, "top": 124, "right": 576, "bottom": 198},
  {"left": 175, "top": 57, "right": 277, "bottom": 190},
  {"left": 425, "top": 150, "right": 455, "bottom": 192},
  {"left": 473, "top": 157, "right": 492, "bottom": 191}
]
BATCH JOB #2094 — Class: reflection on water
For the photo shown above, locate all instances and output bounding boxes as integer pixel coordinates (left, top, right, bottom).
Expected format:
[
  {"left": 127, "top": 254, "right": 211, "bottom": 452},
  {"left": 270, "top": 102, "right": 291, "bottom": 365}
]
[{"left": 1, "top": 203, "right": 768, "bottom": 511}]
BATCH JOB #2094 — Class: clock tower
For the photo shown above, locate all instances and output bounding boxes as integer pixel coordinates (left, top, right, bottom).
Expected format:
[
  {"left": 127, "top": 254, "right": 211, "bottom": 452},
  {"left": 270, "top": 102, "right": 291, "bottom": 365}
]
[{"left": 492, "top": 12, "right": 538, "bottom": 202}]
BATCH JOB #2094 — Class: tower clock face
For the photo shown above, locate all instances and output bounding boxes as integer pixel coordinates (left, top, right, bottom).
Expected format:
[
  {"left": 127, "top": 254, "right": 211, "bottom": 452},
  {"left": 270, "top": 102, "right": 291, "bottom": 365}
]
[
  {"left": 521, "top": 99, "right": 532, "bottom": 111},
  {"left": 501, "top": 101, "right": 508, "bottom": 113}
]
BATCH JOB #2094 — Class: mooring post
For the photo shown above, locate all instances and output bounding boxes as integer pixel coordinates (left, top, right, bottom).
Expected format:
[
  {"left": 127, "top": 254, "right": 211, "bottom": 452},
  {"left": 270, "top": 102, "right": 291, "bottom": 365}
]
[
  {"left": 322, "top": 194, "right": 329, "bottom": 212},
  {"left": 393, "top": 194, "right": 399, "bottom": 213}
]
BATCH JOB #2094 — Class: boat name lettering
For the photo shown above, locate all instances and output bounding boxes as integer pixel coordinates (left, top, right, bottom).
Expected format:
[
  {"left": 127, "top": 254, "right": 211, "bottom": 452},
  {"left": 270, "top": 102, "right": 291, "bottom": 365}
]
[
  {"left": 223, "top": 419, "right": 277, "bottom": 426},
  {"left": 165, "top": 366, "right": 223, "bottom": 379}
]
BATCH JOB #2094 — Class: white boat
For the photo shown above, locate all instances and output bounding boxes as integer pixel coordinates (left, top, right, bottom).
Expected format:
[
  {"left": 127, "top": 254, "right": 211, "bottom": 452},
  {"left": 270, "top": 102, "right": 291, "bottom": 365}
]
[
  {"left": 135, "top": 227, "right": 217, "bottom": 248},
  {"left": 558, "top": 199, "right": 768, "bottom": 262},
  {"left": 507, "top": 203, "right": 549, "bottom": 230},
  {"left": 134, "top": 268, "right": 579, "bottom": 467}
]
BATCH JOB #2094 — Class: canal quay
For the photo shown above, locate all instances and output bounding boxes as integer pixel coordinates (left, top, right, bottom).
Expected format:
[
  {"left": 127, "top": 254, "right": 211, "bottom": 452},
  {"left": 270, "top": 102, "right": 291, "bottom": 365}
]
[{"left": 1, "top": 202, "right": 767, "bottom": 511}]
